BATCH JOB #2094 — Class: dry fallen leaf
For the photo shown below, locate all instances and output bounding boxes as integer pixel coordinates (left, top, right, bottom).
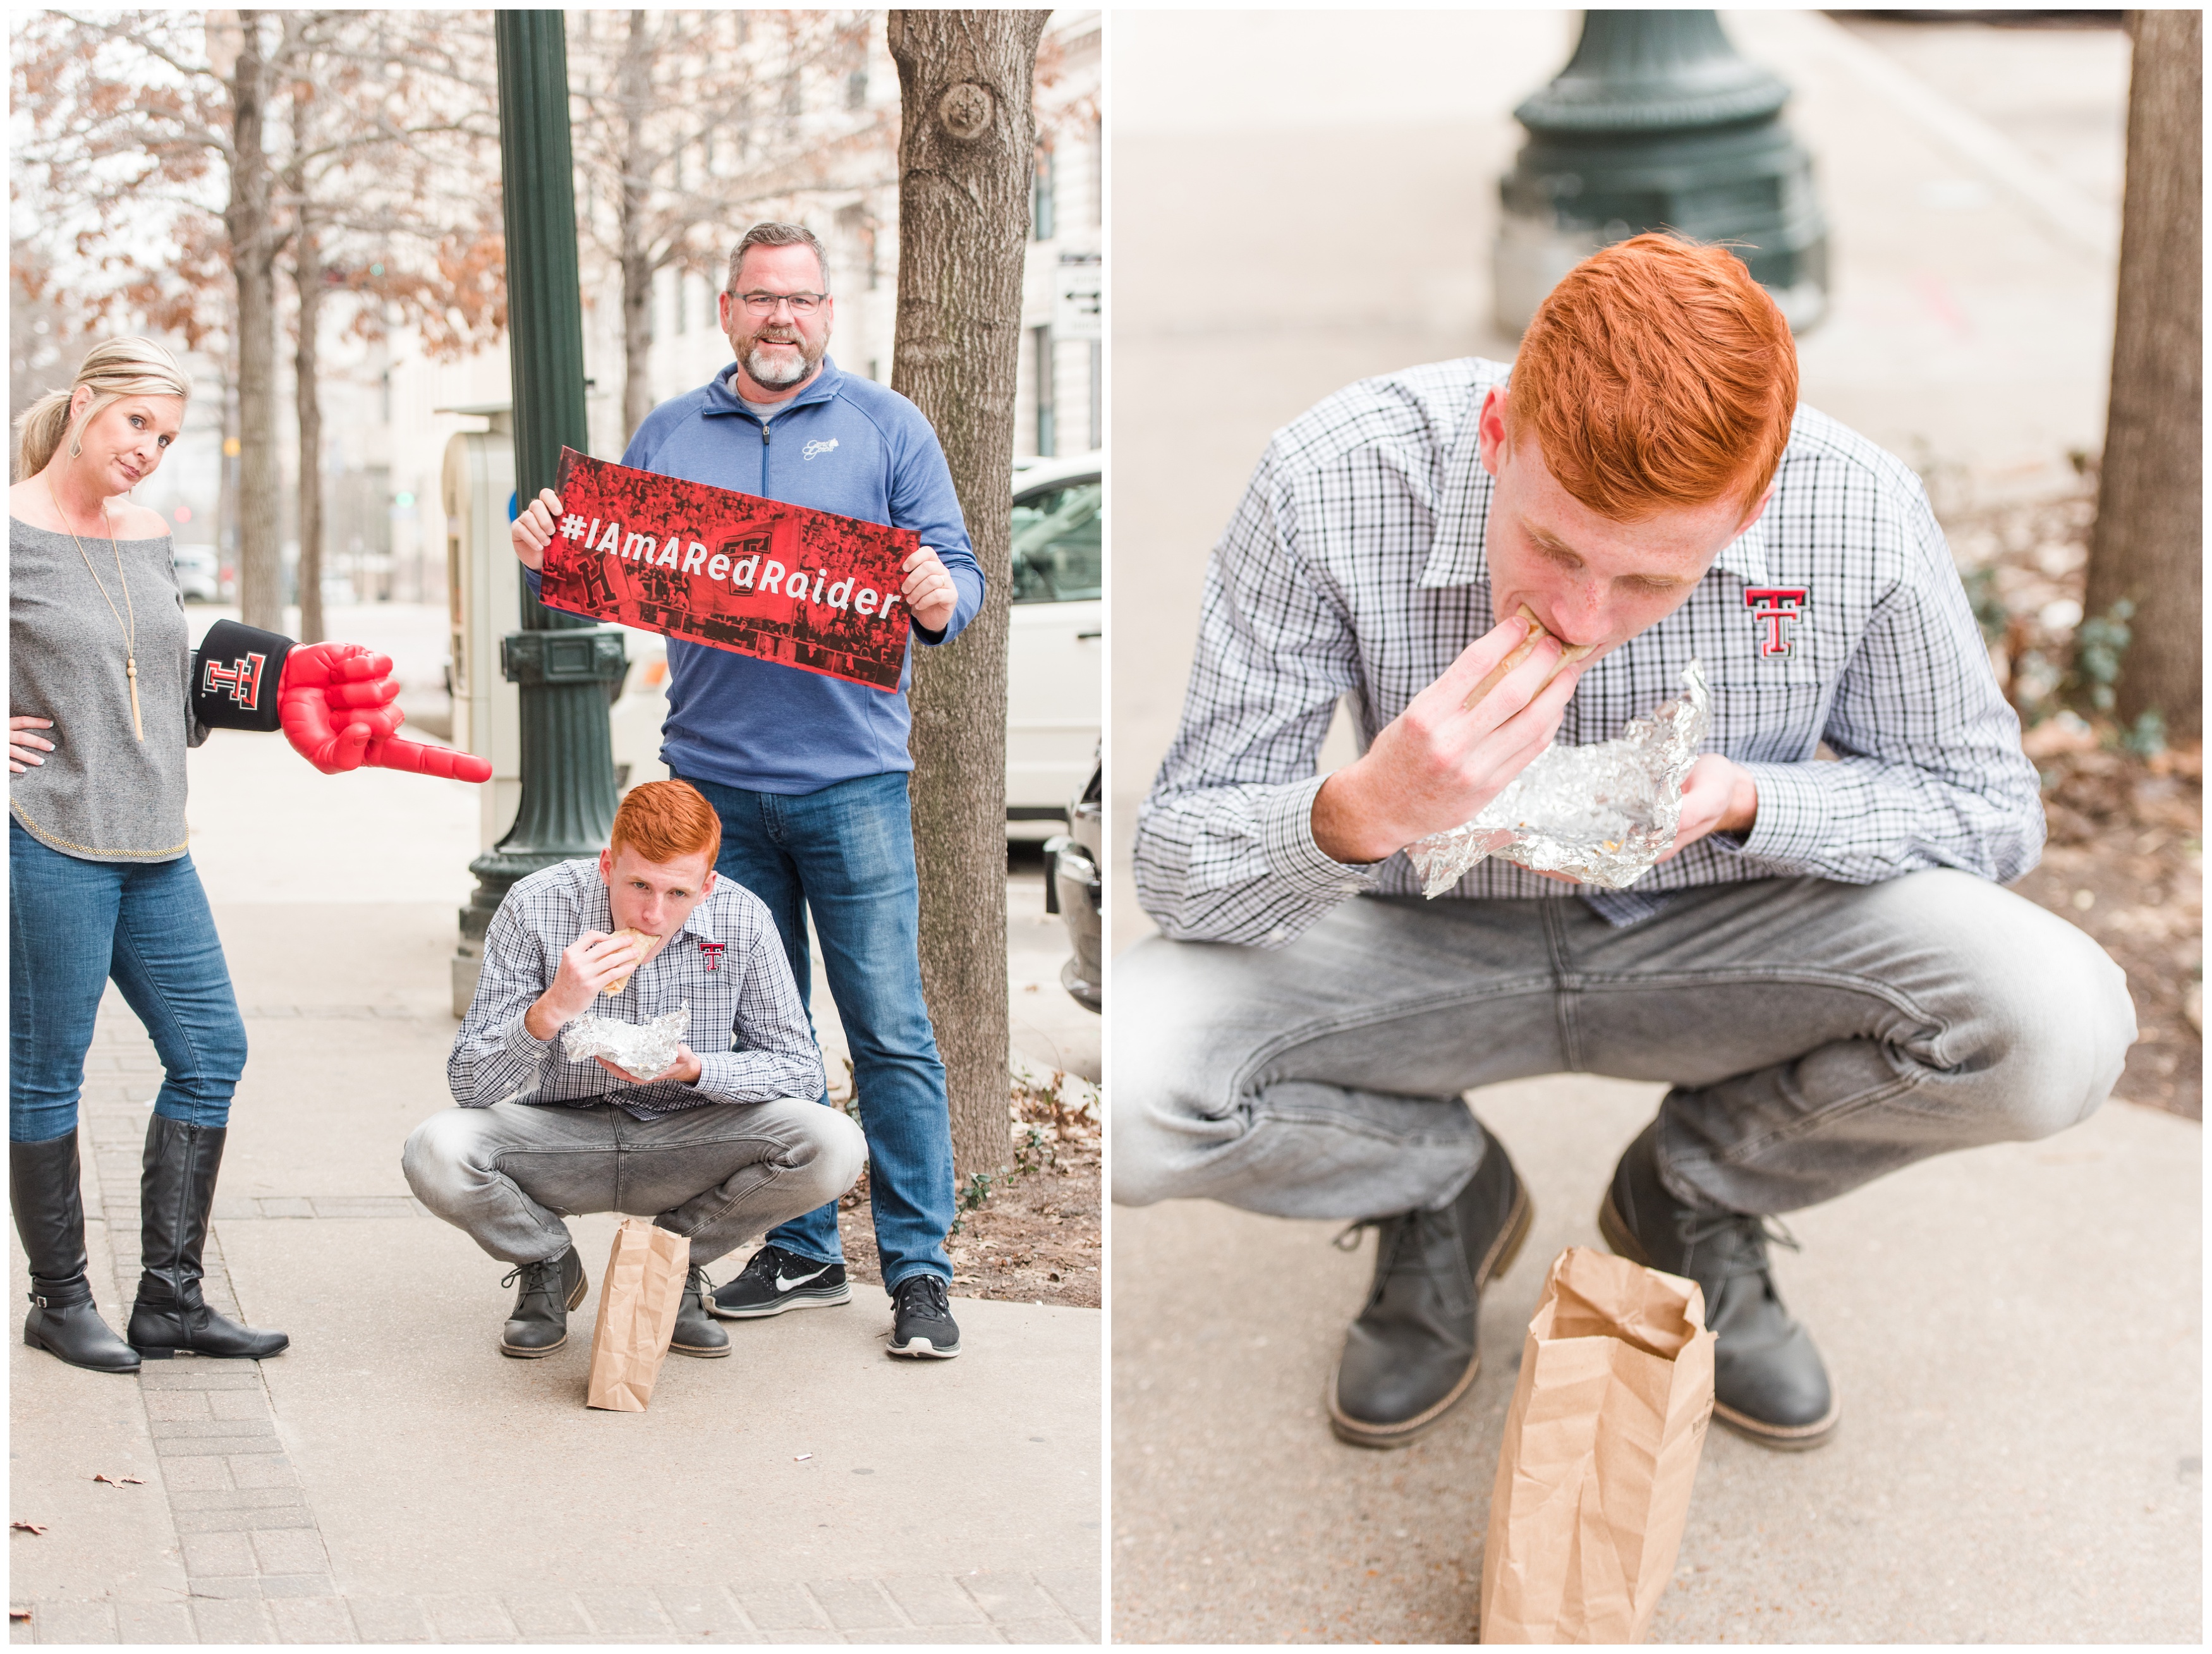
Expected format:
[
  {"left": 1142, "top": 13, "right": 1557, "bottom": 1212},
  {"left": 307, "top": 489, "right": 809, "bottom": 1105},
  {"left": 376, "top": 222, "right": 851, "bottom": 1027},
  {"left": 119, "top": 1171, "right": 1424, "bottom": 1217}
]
[
  {"left": 9, "top": 1523, "right": 46, "bottom": 1536},
  {"left": 91, "top": 1474, "right": 145, "bottom": 1487},
  {"left": 9, "top": 1610, "right": 30, "bottom": 1621}
]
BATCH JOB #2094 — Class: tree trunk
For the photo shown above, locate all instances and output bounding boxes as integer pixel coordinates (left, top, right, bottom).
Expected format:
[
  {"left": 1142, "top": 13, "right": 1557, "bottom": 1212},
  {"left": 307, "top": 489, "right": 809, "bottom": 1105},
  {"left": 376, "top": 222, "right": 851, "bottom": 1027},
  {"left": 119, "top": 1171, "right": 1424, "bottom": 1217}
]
[
  {"left": 293, "top": 208, "right": 325, "bottom": 646},
  {"left": 2084, "top": 9, "right": 2202, "bottom": 736},
  {"left": 886, "top": 9, "right": 1048, "bottom": 1184},
  {"left": 226, "top": 12, "right": 283, "bottom": 633},
  {"left": 619, "top": 9, "right": 656, "bottom": 443}
]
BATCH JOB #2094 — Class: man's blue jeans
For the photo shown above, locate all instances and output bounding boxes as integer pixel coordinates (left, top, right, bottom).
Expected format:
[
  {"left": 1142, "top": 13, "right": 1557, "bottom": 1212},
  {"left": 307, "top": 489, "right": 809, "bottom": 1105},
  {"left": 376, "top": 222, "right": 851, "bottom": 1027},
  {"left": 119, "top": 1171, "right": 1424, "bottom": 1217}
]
[
  {"left": 8, "top": 819, "right": 247, "bottom": 1145},
  {"left": 678, "top": 772, "right": 954, "bottom": 1291}
]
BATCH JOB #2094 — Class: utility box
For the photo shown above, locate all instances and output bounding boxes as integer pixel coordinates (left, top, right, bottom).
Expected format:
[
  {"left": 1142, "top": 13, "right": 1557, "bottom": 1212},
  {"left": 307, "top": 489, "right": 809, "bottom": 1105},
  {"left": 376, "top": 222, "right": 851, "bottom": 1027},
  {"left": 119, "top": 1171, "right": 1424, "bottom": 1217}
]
[{"left": 441, "top": 405, "right": 523, "bottom": 859}]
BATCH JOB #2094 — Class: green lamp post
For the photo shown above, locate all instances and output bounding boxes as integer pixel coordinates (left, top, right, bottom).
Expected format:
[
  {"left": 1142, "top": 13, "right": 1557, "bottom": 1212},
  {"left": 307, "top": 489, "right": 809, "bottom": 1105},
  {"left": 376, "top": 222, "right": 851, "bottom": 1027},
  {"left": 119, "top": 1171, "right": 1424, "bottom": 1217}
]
[
  {"left": 1494, "top": 10, "right": 1828, "bottom": 333},
  {"left": 457, "top": 11, "right": 627, "bottom": 963}
]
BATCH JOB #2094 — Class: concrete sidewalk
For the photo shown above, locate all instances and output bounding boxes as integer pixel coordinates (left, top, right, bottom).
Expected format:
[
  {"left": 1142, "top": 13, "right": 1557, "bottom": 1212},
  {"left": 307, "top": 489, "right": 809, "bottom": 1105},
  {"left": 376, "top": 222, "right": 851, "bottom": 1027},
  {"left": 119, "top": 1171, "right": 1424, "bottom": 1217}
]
[
  {"left": 8, "top": 703, "right": 1100, "bottom": 1643},
  {"left": 1105, "top": 11, "right": 2198, "bottom": 1644},
  {"left": 1110, "top": 1076, "right": 2201, "bottom": 1643}
]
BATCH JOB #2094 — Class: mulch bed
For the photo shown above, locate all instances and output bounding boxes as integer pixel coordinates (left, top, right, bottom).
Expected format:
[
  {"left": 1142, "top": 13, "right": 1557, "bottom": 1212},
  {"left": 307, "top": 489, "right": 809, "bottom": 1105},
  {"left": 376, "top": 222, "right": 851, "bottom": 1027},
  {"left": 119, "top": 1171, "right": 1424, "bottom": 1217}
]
[
  {"left": 1945, "top": 478, "right": 2201, "bottom": 1119},
  {"left": 832, "top": 1070, "right": 1103, "bottom": 1308},
  {"left": 2011, "top": 734, "right": 2201, "bottom": 1119}
]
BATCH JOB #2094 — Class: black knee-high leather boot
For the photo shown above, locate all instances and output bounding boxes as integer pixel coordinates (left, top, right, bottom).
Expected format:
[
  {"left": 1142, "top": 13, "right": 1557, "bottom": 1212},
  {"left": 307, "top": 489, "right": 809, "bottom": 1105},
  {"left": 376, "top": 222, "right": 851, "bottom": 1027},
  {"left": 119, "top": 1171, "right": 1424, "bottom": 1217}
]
[
  {"left": 126, "top": 1117, "right": 288, "bottom": 1359},
  {"left": 11, "top": 1132, "right": 140, "bottom": 1373}
]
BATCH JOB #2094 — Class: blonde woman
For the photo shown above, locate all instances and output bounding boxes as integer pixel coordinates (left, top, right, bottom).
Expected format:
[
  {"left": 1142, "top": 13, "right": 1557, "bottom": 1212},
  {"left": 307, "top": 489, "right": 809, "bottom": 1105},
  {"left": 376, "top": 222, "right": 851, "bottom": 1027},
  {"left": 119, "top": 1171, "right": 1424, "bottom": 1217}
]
[{"left": 9, "top": 336, "right": 490, "bottom": 1375}]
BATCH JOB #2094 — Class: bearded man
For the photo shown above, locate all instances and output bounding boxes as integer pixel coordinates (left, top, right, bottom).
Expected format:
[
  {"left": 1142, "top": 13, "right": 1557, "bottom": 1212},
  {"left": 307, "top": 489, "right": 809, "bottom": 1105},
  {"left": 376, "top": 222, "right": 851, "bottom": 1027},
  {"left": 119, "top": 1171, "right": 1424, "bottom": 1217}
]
[
  {"left": 513, "top": 222, "right": 981, "bottom": 1359},
  {"left": 1115, "top": 234, "right": 2133, "bottom": 1451}
]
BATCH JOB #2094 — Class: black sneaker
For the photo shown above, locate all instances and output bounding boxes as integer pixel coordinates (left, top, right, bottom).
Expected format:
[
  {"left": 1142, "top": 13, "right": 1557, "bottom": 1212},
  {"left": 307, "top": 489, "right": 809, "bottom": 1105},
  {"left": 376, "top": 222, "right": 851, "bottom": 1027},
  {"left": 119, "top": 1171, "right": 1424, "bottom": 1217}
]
[
  {"left": 708, "top": 1243, "right": 851, "bottom": 1319},
  {"left": 887, "top": 1273, "right": 961, "bottom": 1359}
]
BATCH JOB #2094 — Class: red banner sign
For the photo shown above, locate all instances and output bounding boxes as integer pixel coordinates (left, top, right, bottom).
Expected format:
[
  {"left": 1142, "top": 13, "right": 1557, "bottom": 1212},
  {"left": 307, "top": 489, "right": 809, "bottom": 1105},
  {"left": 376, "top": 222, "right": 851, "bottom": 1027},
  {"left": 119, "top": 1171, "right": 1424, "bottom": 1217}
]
[{"left": 538, "top": 447, "right": 916, "bottom": 691}]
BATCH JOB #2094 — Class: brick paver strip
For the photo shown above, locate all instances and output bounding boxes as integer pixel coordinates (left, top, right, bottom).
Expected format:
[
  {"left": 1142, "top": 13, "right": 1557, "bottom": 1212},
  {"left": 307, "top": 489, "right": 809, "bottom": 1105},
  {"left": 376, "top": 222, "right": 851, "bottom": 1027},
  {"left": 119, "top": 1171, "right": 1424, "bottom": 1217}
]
[
  {"left": 961, "top": 1572, "right": 1067, "bottom": 1622},
  {"left": 339, "top": 1596, "right": 431, "bottom": 1643},
  {"left": 655, "top": 1582, "right": 754, "bottom": 1638},
  {"left": 497, "top": 1593, "right": 592, "bottom": 1638},
  {"left": 884, "top": 1573, "right": 993, "bottom": 1626},
  {"left": 418, "top": 1592, "right": 520, "bottom": 1641},
  {"left": 808, "top": 1578, "right": 908, "bottom": 1631},
  {"left": 35, "top": 1005, "right": 1103, "bottom": 1647},
  {"left": 266, "top": 1598, "right": 361, "bottom": 1643},
  {"left": 112, "top": 1602, "right": 196, "bottom": 1644},
  {"left": 185, "top": 1596, "right": 276, "bottom": 1643},
  {"left": 1035, "top": 1566, "right": 1103, "bottom": 1621},
  {"left": 7, "top": 1570, "right": 1091, "bottom": 1644},
  {"left": 575, "top": 1586, "right": 678, "bottom": 1637},
  {"left": 866, "top": 1631, "right": 1010, "bottom": 1645},
  {"left": 994, "top": 1617, "right": 1090, "bottom": 1644},
  {"left": 732, "top": 1586, "right": 830, "bottom": 1631}
]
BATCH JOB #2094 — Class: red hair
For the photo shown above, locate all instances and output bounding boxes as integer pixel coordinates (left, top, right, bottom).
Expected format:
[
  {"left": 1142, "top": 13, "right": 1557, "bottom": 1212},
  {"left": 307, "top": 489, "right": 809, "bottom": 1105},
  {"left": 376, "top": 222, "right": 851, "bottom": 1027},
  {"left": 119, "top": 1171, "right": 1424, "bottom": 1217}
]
[
  {"left": 1507, "top": 233, "right": 1799, "bottom": 523},
  {"left": 609, "top": 779, "right": 722, "bottom": 870}
]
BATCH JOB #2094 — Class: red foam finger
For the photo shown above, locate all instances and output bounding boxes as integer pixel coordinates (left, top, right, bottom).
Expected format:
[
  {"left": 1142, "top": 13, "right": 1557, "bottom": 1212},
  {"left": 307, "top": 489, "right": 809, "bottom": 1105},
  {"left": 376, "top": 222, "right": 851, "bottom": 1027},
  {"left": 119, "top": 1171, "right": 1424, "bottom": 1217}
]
[
  {"left": 327, "top": 676, "right": 401, "bottom": 709},
  {"left": 367, "top": 736, "right": 492, "bottom": 783},
  {"left": 335, "top": 650, "right": 395, "bottom": 683}
]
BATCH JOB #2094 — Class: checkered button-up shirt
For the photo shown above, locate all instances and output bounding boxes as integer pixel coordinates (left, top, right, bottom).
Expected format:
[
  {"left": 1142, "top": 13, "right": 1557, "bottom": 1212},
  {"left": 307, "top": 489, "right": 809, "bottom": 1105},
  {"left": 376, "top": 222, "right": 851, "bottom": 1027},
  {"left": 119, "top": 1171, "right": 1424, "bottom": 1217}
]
[
  {"left": 449, "top": 858, "right": 824, "bottom": 1119},
  {"left": 1135, "top": 356, "right": 2045, "bottom": 947}
]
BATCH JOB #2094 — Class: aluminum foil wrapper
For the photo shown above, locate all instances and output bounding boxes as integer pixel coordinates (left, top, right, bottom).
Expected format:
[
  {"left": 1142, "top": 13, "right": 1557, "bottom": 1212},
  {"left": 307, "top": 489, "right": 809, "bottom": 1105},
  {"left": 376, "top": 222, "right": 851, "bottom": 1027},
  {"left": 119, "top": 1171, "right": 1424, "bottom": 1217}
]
[
  {"left": 1405, "top": 660, "right": 1711, "bottom": 897},
  {"left": 562, "top": 1003, "right": 691, "bottom": 1082}
]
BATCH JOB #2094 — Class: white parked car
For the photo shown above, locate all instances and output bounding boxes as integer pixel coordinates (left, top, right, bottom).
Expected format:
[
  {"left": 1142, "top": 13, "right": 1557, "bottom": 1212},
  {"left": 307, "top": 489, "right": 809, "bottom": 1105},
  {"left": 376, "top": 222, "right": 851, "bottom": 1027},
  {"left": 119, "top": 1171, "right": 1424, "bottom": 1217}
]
[
  {"left": 607, "top": 453, "right": 1104, "bottom": 830},
  {"left": 171, "top": 544, "right": 221, "bottom": 603}
]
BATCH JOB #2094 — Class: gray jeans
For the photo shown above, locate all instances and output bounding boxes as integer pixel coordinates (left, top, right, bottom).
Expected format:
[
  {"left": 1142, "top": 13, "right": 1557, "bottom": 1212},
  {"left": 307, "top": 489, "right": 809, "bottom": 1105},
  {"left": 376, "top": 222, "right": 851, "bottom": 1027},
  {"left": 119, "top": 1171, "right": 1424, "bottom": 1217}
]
[
  {"left": 1112, "top": 870, "right": 2135, "bottom": 1220},
  {"left": 402, "top": 1097, "right": 866, "bottom": 1270}
]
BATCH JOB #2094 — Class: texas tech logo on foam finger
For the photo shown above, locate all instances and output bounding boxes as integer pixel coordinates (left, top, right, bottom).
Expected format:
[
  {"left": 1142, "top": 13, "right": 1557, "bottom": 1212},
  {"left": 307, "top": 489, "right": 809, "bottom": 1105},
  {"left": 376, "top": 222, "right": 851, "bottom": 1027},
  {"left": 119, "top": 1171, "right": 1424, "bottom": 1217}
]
[{"left": 202, "top": 651, "right": 269, "bottom": 711}]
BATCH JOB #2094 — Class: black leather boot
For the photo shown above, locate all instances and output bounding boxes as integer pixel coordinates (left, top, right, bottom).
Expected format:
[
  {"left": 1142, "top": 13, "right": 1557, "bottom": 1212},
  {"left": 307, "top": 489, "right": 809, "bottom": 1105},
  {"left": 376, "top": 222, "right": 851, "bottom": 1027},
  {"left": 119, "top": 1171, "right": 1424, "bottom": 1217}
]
[
  {"left": 1599, "top": 1117, "right": 1838, "bottom": 1450},
  {"left": 668, "top": 1266, "right": 730, "bottom": 1358},
  {"left": 127, "top": 1118, "right": 288, "bottom": 1360},
  {"left": 11, "top": 1133, "right": 140, "bottom": 1374},
  {"left": 1327, "top": 1131, "right": 1533, "bottom": 1449},
  {"left": 499, "top": 1246, "right": 586, "bottom": 1358}
]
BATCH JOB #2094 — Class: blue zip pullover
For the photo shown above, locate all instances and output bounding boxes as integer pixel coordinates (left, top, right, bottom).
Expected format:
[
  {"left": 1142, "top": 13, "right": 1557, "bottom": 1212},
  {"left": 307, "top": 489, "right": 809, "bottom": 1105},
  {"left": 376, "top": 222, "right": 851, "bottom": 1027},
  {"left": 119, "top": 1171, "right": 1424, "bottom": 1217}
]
[{"left": 530, "top": 356, "right": 983, "bottom": 793}]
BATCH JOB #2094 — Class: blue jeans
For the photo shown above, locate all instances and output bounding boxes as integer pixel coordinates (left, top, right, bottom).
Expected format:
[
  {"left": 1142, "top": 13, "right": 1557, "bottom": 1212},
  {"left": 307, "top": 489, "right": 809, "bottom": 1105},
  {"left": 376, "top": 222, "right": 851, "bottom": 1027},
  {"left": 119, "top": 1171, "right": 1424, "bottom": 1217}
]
[
  {"left": 9, "top": 819, "right": 247, "bottom": 1145},
  {"left": 678, "top": 771, "right": 954, "bottom": 1290}
]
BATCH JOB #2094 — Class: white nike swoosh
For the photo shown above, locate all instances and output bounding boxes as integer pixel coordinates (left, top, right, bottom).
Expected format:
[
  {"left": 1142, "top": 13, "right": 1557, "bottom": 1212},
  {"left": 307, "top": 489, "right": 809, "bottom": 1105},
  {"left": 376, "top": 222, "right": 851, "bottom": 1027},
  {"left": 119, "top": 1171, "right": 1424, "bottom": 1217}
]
[{"left": 775, "top": 1267, "right": 831, "bottom": 1292}]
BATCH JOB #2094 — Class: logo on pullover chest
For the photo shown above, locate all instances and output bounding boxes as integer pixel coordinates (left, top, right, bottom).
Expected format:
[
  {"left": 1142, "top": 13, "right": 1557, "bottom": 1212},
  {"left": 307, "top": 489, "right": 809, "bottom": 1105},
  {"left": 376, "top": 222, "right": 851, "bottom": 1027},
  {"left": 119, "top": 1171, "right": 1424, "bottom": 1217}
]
[{"left": 802, "top": 437, "right": 839, "bottom": 461}]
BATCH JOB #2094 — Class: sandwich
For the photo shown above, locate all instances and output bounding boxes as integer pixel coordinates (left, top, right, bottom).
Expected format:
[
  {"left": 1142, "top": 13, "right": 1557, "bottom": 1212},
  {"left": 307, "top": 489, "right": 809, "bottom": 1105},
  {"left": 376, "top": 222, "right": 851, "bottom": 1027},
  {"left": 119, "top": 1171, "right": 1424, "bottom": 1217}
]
[
  {"left": 1462, "top": 603, "right": 1595, "bottom": 712},
  {"left": 600, "top": 929, "right": 659, "bottom": 996}
]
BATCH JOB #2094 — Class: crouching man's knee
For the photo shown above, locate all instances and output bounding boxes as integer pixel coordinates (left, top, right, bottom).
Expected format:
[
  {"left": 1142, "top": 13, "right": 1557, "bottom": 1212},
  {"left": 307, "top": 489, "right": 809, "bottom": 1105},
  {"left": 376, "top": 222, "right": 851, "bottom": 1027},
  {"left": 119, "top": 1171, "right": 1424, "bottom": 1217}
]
[
  {"left": 401, "top": 1109, "right": 485, "bottom": 1219},
  {"left": 779, "top": 1101, "right": 867, "bottom": 1208},
  {"left": 1976, "top": 904, "right": 2137, "bottom": 1143}
]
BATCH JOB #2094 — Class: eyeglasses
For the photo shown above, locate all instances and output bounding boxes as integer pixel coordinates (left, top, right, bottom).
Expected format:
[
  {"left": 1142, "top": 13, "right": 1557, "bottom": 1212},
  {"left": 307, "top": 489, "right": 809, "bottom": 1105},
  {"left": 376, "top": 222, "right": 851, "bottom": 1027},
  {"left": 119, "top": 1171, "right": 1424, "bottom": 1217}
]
[{"left": 733, "top": 290, "right": 827, "bottom": 317}]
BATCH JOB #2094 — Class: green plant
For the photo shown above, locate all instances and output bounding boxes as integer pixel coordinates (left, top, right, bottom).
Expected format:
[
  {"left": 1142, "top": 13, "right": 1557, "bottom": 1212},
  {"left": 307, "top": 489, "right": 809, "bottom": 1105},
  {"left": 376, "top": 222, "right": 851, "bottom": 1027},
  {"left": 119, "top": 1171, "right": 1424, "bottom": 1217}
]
[
  {"left": 2070, "top": 599, "right": 2134, "bottom": 714},
  {"left": 948, "top": 1167, "right": 1002, "bottom": 1237},
  {"left": 2122, "top": 707, "right": 2168, "bottom": 760}
]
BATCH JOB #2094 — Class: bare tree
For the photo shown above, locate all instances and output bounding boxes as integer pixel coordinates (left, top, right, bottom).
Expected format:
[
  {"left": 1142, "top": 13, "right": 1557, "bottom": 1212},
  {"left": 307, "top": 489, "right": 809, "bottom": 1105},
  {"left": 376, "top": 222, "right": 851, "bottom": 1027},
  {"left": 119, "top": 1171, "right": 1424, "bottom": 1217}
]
[
  {"left": 277, "top": 11, "right": 503, "bottom": 641},
  {"left": 14, "top": 9, "right": 505, "bottom": 633},
  {"left": 885, "top": 9, "right": 1050, "bottom": 1183},
  {"left": 566, "top": 9, "right": 888, "bottom": 443},
  {"left": 2084, "top": 9, "right": 2202, "bottom": 737}
]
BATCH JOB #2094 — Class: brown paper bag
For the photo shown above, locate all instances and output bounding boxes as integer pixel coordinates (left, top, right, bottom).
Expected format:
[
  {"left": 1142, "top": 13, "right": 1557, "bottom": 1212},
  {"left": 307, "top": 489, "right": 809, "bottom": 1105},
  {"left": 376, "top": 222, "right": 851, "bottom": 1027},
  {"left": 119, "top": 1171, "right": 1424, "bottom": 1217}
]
[
  {"left": 585, "top": 1218, "right": 690, "bottom": 1412},
  {"left": 1479, "top": 1246, "right": 1717, "bottom": 1644}
]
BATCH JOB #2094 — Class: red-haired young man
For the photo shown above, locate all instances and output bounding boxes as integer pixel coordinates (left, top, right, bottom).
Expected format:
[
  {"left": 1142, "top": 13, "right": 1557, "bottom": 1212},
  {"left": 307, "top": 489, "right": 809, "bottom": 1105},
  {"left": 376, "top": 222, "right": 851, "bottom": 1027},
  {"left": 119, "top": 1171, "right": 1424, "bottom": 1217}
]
[
  {"left": 1117, "top": 235, "right": 2132, "bottom": 1452},
  {"left": 406, "top": 781, "right": 866, "bottom": 1361}
]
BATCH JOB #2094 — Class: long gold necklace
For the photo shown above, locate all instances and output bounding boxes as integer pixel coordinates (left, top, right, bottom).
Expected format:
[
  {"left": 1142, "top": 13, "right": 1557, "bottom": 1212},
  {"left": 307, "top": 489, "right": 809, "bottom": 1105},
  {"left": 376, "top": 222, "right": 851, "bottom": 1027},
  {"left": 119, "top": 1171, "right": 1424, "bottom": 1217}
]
[{"left": 45, "top": 472, "right": 143, "bottom": 742}]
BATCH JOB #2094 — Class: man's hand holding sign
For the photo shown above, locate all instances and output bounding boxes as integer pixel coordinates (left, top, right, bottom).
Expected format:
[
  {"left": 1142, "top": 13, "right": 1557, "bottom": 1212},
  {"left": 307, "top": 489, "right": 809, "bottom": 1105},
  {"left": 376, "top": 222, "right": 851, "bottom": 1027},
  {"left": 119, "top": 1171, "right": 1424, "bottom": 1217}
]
[{"left": 511, "top": 451, "right": 959, "bottom": 684}]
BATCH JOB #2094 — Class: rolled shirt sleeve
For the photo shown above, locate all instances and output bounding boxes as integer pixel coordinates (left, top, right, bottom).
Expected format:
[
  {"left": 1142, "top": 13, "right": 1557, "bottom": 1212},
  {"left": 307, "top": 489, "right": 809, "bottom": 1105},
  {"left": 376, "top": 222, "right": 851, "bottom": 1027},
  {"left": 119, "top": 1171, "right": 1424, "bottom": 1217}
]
[{"left": 1134, "top": 449, "right": 1387, "bottom": 948}]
